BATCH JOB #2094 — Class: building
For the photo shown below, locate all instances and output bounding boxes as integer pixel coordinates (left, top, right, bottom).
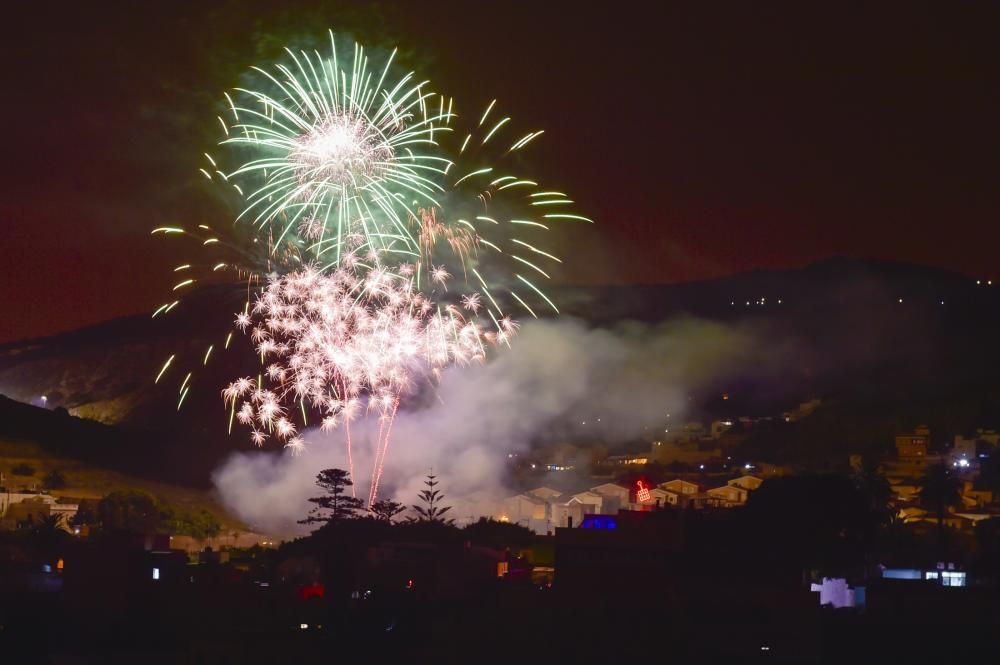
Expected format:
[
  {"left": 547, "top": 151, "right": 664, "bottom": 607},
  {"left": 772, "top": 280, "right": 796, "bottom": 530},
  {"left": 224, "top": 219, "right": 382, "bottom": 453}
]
[
  {"left": 649, "top": 440, "right": 722, "bottom": 465},
  {"left": 659, "top": 479, "right": 699, "bottom": 497},
  {"left": 589, "top": 483, "right": 630, "bottom": 513},
  {"left": 727, "top": 475, "right": 764, "bottom": 491},
  {"left": 896, "top": 426, "right": 930, "bottom": 459},
  {"left": 641, "top": 488, "right": 679, "bottom": 509},
  {"left": 705, "top": 484, "right": 749, "bottom": 507},
  {"left": 501, "top": 493, "right": 548, "bottom": 530},
  {"left": 605, "top": 454, "right": 649, "bottom": 466},
  {"left": 887, "top": 426, "right": 936, "bottom": 479},
  {"left": 550, "top": 499, "right": 590, "bottom": 529},
  {"left": 960, "top": 482, "right": 994, "bottom": 509},
  {"left": 527, "top": 486, "right": 562, "bottom": 502},
  {"left": 0, "top": 491, "right": 78, "bottom": 529}
]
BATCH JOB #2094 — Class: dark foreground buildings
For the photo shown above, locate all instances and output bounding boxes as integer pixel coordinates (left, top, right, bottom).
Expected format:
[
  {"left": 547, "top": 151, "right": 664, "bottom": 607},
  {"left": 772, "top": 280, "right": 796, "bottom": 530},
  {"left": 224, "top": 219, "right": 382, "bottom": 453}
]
[{"left": 3, "top": 505, "right": 1000, "bottom": 664}]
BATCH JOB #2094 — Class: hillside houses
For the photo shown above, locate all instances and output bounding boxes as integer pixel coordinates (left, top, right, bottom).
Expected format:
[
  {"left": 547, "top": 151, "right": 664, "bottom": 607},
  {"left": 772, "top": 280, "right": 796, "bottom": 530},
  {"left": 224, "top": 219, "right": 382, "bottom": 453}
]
[{"left": 500, "top": 475, "right": 767, "bottom": 531}]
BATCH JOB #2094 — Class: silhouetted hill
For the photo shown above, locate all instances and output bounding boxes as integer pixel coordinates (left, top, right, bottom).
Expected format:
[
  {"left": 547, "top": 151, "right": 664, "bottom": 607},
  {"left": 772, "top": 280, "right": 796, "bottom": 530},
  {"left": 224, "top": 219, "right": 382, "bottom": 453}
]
[{"left": 1, "top": 258, "right": 997, "bottom": 482}]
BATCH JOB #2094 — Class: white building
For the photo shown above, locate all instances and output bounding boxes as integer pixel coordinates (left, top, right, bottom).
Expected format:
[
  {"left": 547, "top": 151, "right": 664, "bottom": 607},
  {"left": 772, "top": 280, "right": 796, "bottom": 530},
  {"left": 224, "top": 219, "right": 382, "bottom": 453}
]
[
  {"left": 705, "top": 484, "right": 748, "bottom": 507},
  {"left": 589, "top": 483, "right": 630, "bottom": 513},
  {"left": 727, "top": 475, "right": 764, "bottom": 491}
]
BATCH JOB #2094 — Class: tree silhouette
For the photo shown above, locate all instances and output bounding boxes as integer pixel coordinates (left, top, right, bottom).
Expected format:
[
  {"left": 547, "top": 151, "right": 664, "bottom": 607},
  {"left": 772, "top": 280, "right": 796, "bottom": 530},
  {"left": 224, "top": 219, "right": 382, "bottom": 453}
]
[
  {"left": 411, "top": 473, "right": 453, "bottom": 523},
  {"left": 370, "top": 499, "right": 406, "bottom": 523},
  {"left": 43, "top": 468, "right": 68, "bottom": 489},
  {"left": 97, "top": 490, "right": 163, "bottom": 534},
  {"left": 918, "top": 462, "right": 963, "bottom": 559},
  {"left": 919, "top": 463, "right": 963, "bottom": 523},
  {"left": 300, "top": 469, "right": 364, "bottom": 527}
]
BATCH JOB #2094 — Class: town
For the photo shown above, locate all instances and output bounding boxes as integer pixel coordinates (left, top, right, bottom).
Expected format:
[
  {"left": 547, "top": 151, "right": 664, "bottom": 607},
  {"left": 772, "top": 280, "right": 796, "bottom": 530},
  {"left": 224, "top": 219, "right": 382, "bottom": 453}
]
[{"left": 3, "top": 405, "right": 1000, "bottom": 660}]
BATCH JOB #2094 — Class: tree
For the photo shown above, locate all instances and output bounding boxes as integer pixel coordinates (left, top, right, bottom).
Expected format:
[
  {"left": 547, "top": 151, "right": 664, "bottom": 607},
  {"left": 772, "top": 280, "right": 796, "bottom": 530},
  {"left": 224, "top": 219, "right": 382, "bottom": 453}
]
[
  {"left": 300, "top": 469, "right": 364, "bottom": 528},
  {"left": 919, "top": 463, "right": 963, "bottom": 521},
  {"left": 411, "top": 474, "right": 453, "bottom": 523},
  {"left": 11, "top": 463, "right": 35, "bottom": 476},
  {"left": 370, "top": 499, "right": 406, "bottom": 523},
  {"left": 463, "top": 517, "right": 535, "bottom": 548},
  {"left": 31, "top": 513, "right": 69, "bottom": 556},
  {"left": 164, "top": 508, "right": 222, "bottom": 540},
  {"left": 97, "top": 490, "right": 163, "bottom": 534},
  {"left": 918, "top": 462, "right": 963, "bottom": 558},
  {"left": 851, "top": 460, "right": 893, "bottom": 527},
  {"left": 70, "top": 499, "right": 99, "bottom": 528},
  {"left": 43, "top": 468, "right": 68, "bottom": 490}
]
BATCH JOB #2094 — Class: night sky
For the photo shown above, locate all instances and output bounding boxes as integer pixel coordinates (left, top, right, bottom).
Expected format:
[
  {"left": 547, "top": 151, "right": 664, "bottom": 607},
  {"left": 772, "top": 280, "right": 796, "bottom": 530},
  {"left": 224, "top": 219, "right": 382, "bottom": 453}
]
[{"left": 3, "top": 1, "right": 997, "bottom": 343}]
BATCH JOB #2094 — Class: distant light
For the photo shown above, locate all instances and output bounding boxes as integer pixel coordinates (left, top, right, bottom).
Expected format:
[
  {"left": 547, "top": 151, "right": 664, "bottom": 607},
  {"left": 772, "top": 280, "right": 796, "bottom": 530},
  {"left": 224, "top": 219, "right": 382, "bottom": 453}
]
[
  {"left": 300, "top": 623, "right": 308, "bottom": 630},
  {"left": 778, "top": 299, "right": 782, "bottom": 304},
  {"left": 976, "top": 280, "right": 981, "bottom": 285},
  {"left": 699, "top": 464, "right": 705, "bottom": 470},
  {"left": 152, "top": 567, "right": 160, "bottom": 580},
  {"left": 745, "top": 463, "right": 752, "bottom": 469},
  {"left": 958, "top": 458, "right": 970, "bottom": 468},
  {"left": 730, "top": 301, "right": 735, "bottom": 305},
  {"left": 940, "top": 301, "right": 945, "bottom": 305},
  {"left": 40, "top": 395, "right": 47, "bottom": 404},
  {"left": 898, "top": 298, "right": 903, "bottom": 303}
]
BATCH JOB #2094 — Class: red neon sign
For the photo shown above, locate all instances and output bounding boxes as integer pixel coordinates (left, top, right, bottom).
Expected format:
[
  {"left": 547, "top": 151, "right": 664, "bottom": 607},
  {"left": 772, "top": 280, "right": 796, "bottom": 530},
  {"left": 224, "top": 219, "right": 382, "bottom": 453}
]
[{"left": 636, "top": 480, "right": 651, "bottom": 503}]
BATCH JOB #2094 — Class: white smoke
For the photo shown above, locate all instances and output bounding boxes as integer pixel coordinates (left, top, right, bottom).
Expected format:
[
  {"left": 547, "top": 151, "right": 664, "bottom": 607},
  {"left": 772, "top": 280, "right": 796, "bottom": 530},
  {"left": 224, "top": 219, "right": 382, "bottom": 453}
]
[{"left": 212, "top": 317, "right": 762, "bottom": 535}]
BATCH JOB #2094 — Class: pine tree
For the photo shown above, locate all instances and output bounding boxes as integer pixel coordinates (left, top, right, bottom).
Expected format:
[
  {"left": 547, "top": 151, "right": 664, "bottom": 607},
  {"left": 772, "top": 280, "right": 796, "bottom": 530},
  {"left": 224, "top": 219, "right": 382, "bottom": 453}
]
[
  {"left": 411, "top": 473, "right": 453, "bottom": 523},
  {"left": 300, "top": 469, "right": 364, "bottom": 527},
  {"left": 370, "top": 499, "right": 406, "bottom": 523}
]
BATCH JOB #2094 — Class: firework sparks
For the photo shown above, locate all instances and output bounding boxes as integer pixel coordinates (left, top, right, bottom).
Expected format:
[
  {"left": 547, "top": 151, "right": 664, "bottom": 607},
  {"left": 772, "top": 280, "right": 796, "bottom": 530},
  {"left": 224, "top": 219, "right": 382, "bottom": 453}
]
[
  {"left": 224, "top": 263, "right": 503, "bottom": 502},
  {"left": 151, "top": 31, "right": 594, "bottom": 508}
]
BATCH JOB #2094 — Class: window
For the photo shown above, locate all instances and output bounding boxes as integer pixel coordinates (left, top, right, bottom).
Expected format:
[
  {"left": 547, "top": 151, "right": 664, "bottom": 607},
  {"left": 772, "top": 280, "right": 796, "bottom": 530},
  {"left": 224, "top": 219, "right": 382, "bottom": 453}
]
[{"left": 942, "top": 572, "right": 966, "bottom": 587}]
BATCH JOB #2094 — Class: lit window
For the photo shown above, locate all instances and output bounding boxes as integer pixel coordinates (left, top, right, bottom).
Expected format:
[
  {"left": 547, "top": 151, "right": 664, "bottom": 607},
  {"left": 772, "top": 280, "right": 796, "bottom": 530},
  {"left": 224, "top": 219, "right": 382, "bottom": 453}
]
[
  {"left": 152, "top": 567, "right": 160, "bottom": 580},
  {"left": 942, "top": 571, "right": 966, "bottom": 587}
]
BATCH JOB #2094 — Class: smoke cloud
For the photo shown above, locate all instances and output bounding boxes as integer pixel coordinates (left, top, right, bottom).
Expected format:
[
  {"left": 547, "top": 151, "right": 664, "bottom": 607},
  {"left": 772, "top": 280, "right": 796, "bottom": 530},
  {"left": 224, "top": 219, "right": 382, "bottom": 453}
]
[{"left": 213, "top": 316, "right": 768, "bottom": 535}]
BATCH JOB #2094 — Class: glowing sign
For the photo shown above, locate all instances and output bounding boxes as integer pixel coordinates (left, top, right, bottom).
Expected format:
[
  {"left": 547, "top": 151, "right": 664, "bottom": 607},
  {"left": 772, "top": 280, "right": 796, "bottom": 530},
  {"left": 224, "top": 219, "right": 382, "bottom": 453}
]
[{"left": 636, "top": 480, "right": 651, "bottom": 503}]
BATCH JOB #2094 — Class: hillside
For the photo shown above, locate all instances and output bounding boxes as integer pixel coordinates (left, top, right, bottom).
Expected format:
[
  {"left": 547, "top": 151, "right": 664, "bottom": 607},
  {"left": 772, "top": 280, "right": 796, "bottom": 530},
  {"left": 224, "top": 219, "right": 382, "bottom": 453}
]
[{"left": 1, "top": 257, "right": 998, "bottom": 483}]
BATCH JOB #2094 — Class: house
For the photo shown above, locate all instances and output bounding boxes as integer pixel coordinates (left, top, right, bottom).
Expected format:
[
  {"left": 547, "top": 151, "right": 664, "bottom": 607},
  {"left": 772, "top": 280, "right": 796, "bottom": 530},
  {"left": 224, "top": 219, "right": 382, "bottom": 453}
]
[
  {"left": 659, "top": 479, "right": 699, "bottom": 496},
  {"left": 550, "top": 500, "right": 589, "bottom": 528},
  {"left": 642, "top": 488, "right": 679, "bottom": 509},
  {"left": 590, "top": 483, "right": 630, "bottom": 513},
  {"left": 727, "top": 475, "right": 764, "bottom": 491},
  {"left": 527, "top": 487, "right": 562, "bottom": 501},
  {"left": 605, "top": 454, "right": 649, "bottom": 466},
  {"left": 501, "top": 494, "right": 548, "bottom": 525},
  {"left": 896, "top": 426, "right": 930, "bottom": 459},
  {"left": 961, "top": 482, "right": 993, "bottom": 509},
  {"left": 548, "top": 491, "right": 606, "bottom": 527},
  {"left": 705, "top": 484, "right": 749, "bottom": 507}
]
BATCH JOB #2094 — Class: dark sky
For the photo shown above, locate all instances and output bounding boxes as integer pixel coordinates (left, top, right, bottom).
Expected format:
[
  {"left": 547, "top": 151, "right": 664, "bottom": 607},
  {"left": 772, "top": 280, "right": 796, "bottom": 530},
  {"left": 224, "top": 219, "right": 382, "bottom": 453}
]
[{"left": 3, "top": 1, "right": 998, "bottom": 343}]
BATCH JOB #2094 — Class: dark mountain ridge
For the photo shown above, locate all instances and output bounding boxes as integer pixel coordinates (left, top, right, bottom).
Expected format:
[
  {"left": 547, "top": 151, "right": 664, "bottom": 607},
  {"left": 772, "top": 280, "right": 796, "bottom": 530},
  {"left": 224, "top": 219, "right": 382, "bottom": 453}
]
[{"left": 1, "top": 257, "right": 997, "bottom": 484}]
